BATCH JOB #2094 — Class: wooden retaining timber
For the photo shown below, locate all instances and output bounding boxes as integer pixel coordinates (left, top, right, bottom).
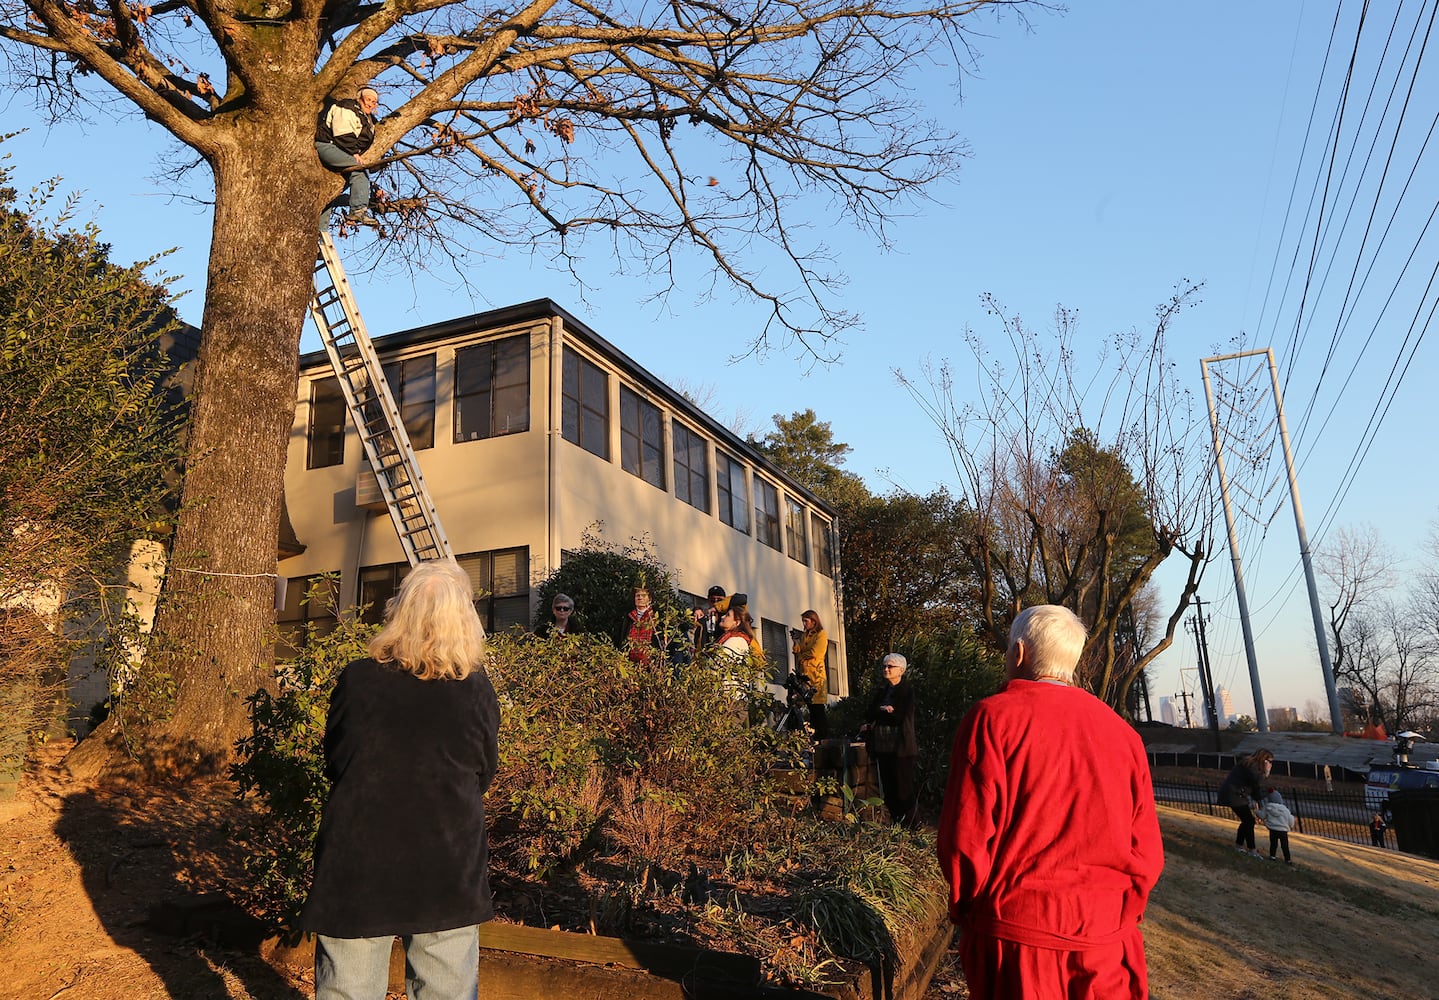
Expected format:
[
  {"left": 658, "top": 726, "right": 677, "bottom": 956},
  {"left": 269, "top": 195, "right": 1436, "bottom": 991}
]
[{"left": 267, "top": 904, "right": 953, "bottom": 1000}]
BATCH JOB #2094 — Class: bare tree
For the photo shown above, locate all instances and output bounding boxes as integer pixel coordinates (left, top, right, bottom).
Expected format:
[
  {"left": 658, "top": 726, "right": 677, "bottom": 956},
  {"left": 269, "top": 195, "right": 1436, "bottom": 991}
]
[
  {"left": 1, "top": 0, "right": 1044, "bottom": 770},
  {"left": 1318, "top": 524, "right": 1394, "bottom": 704},
  {"left": 895, "top": 284, "right": 1216, "bottom": 715}
]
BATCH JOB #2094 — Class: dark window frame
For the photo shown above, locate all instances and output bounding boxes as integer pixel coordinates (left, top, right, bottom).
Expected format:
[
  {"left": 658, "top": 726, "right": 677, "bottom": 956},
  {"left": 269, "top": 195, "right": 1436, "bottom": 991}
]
[
  {"left": 716, "top": 451, "right": 750, "bottom": 534},
  {"left": 306, "top": 376, "right": 347, "bottom": 469},
  {"left": 755, "top": 479, "right": 781, "bottom": 550},
  {"left": 619, "top": 385, "right": 666, "bottom": 490},
  {"left": 562, "top": 346, "right": 610, "bottom": 459},
  {"left": 381, "top": 353, "right": 437, "bottom": 450},
  {"left": 811, "top": 511, "right": 834, "bottom": 577},
  {"left": 453, "top": 334, "right": 531, "bottom": 442},
  {"left": 760, "top": 618, "right": 789, "bottom": 686},
  {"left": 672, "top": 421, "right": 710, "bottom": 513},
  {"left": 785, "top": 497, "right": 809, "bottom": 565},
  {"left": 276, "top": 574, "right": 340, "bottom": 658}
]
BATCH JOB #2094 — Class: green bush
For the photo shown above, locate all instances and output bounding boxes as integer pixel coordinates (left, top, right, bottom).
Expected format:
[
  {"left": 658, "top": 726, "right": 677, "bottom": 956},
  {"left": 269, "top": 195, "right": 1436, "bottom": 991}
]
[
  {"left": 530, "top": 527, "right": 690, "bottom": 652},
  {"left": 486, "top": 630, "right": 784, "bottom": 874},
  {"left": 230, "top": 588, "right": 376, "bottom": 929},
  {"left": 232, "top": 608, "right": 789, "bottom": 926}
]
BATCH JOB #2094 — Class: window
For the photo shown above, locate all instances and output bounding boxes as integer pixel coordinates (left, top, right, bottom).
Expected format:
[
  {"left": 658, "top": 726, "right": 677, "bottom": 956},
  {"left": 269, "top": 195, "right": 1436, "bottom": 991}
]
[
  {"left": 562, "top": 346, "right": 609, "bottom": 458},
  {"left": 811, "top": 512, "right": 834, "bottom": 577},
  {"left": 358, "top": 548, "right": 530, "bottom": 633},
  {"left": 620, "top": 386, "right": 665, "bottom": 489},
  {"left": 716, "top": 451, "right": 750, "bottom": 534},
  {"left": 672, "top": 421, "right": 710, "bottom": 512},
  {"left": 276, "top": 574, "right": 340, "bottom": 658},
  {"left": 382, "top": 354, "right": 436, "bottom": 450},
  {"left": 754, "top": 479, "right": 781, "bottom": 550},
  {"left": 454, "top": 334, "right": 530, "bottom": 441},
  {"left": 785, "top": 498, "right": 809, "bottom": 564},
  {"left": 457, "top": 547, "right": 531, "bottom": 632},
  {"left": 826, "top": 640, "right": 840, "bottom": 697},
  {"left": 358, "top": 562, "right": 407, "bottom": 624},
  {"left": 307, "top": 376, "right": 347, "bottom": 468},
  {"left": 761, "top": 618, "right": 789, "bottom": 686}
]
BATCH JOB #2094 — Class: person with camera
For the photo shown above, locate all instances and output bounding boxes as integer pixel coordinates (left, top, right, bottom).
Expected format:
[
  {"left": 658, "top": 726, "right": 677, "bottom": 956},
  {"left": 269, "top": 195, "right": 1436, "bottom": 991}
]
[
  {"left": 862, "top": 652, "right": 918, "bottom": 827},
  {"left": 693, "top": 585, "right": 727, "bottom": 655},
  {"left": 791, "top": 610, "right": 829, "bottom": 739}
]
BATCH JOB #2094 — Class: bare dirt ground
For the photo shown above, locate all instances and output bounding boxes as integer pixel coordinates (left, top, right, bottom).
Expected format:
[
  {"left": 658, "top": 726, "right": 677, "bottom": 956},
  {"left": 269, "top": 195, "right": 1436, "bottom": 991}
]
[{"left": 4, "top": 740, "right": 1437, "bottom": 1000}]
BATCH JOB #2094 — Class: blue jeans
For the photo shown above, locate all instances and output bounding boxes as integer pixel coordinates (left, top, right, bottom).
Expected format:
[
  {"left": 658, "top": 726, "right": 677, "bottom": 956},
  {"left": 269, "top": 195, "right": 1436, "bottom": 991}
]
[
  {"left": 315, "top": 925, "right": 479, "bottom": 1000},
  {"left": 315, "top": 142, "right": 370, "bottom": 210}
]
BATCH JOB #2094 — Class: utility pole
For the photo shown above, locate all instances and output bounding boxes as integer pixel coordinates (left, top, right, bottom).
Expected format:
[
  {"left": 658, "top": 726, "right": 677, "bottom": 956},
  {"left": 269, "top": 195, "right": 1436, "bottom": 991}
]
[
  {"left": 1202, "top": 348, "right": 1344, "bottom": 734},
  {"left": 1187, "top": 596, "right": 1222, "bottom": 751},
  {"left": 1200, "top": 355, "right": 1268, "bottom": 732},
  {"left": 1174, "top": 682, "right": 1194, "bottom": 729}
]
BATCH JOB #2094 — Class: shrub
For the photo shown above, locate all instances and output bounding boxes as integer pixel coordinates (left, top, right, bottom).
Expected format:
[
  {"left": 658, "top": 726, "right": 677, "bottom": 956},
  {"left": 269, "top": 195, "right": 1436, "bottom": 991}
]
[
  {"left": 485, "top": 630, "right": 784, "bottom": 873},
  {"left": 230, "top": 584, "right": 376, "bottom": 929},
  {"left": 232, "top": 605, "right": 789, "bottom": 924},
  {"left": 530, "top": 527, "right": 690, "bottom": 653}
]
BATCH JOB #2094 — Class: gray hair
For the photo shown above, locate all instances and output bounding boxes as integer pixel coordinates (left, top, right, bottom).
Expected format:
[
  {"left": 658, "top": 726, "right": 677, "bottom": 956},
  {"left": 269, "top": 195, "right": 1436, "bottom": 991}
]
[
  {"left": 1008, "top": 605, "right": 1086, "bottom": 682},
  {"left": 882, "top": 652, "right": 907, "bottom": 672}
]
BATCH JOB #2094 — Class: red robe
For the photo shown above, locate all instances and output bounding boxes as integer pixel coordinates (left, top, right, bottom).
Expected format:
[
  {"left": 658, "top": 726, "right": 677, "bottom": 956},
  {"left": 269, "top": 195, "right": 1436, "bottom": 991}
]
[{"left": 937, "top": 679, "right": 1164, "bottom": 1000}]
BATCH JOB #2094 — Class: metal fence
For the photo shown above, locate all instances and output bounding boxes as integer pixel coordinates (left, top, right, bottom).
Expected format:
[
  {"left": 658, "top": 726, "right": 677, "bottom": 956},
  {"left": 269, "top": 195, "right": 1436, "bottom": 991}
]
[{"left": 1152, "top": 778, "right": 1377, "bottom": 848}]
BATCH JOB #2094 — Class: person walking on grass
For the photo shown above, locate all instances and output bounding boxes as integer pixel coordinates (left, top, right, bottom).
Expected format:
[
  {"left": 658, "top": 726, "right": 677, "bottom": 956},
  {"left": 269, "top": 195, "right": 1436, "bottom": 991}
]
[
  {"left": 1218, "top": 748, "right": 1272, "bottom": 857},
  {"left": 1257, "top": 788, "right": 1294, "bottom": 864}
]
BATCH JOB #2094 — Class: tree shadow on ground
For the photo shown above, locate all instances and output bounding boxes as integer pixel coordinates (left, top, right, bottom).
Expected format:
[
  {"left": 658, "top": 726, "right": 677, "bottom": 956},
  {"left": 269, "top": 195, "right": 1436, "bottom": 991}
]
[{"left": 56, "top": 784, "right": 305, "bottom": 999}]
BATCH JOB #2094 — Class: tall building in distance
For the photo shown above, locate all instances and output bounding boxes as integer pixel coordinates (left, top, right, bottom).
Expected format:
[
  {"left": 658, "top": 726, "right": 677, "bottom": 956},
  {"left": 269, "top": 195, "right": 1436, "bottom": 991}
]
[
  {"left": 1159, "top": 697, "right": 1178, "bottom": 727},
  {"left": 1215, "top": 686, "right": 1236, "bottom": 725}
]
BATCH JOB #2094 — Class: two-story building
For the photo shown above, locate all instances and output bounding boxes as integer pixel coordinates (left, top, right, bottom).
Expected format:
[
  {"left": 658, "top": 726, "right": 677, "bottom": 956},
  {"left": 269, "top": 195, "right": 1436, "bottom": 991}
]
[{"left": 280, "top": 299, "right": 847, "bottom": 696}]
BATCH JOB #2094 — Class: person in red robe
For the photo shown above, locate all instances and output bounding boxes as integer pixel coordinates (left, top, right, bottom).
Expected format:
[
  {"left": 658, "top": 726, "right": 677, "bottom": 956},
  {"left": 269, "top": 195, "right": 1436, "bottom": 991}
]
[{"left": 937, "top": 605, "right": 1165, "bottom": 1000}]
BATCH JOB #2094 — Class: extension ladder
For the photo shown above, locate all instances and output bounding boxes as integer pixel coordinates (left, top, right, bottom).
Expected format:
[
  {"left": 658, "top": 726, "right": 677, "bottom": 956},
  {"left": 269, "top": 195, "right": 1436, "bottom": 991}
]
[{"left": 310, "top": 232, "right": 452, "bottom": 565}]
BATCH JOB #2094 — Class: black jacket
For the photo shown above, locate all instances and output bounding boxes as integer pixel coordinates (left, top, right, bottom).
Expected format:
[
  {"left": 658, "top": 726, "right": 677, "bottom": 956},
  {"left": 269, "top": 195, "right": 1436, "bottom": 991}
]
[
  {"left": 1218, "top": 761, "right": 1265, "bottom": 809},
  {"left": 866, "top": 676, "right": 919, "bottom": 758},
  {"left": 300, "top": 657, "right": 500, "bottom": 937},
  {"left": 316, "top": 98, "right": 376, "bottom": 156}
]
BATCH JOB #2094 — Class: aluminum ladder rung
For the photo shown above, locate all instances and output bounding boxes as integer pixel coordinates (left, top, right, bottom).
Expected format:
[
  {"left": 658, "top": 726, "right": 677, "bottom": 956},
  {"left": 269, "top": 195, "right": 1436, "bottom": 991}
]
[{"left": 309, "top": 230, "right": 452, "bottom": 567}]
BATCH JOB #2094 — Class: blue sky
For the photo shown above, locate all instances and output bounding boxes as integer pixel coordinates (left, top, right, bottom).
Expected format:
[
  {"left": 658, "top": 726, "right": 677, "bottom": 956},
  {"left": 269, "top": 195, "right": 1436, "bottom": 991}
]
[{"left": 5, "top": 1, "right": 1435, "bottom": 721}]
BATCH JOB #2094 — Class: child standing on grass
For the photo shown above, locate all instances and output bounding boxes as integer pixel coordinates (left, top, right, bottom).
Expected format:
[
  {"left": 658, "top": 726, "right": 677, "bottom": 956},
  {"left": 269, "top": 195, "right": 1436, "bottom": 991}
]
[{"left": 1257, "top": 788, "right": 1294, "bottom": 864}]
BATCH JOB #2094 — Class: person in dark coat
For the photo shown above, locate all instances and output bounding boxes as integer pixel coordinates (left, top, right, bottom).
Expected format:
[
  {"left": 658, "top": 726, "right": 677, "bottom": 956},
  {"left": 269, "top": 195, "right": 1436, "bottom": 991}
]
[
  {"left": 862, "top": 652, "right": 919, "bottom": 827},
  {"left": 1217, "top": 748, "right": 1272, "bottom": 855},
  {"left": 301, "top": 560, "right": 500, "bottom": 1000}
]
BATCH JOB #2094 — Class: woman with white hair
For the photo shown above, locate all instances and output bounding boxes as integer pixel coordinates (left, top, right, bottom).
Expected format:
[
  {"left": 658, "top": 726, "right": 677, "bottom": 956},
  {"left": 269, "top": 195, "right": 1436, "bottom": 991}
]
[
  {"left": 301, "top": 560, "right": 500, "bottom": 1000},
  {"left": 863, "top": 652, "right": 919, "bottom": 827}
]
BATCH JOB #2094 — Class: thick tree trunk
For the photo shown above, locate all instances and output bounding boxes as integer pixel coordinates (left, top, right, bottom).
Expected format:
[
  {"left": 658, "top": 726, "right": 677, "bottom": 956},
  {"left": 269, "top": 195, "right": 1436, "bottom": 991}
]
[{"left": 73, "top": 124, "right": 336, "bottom": 777}]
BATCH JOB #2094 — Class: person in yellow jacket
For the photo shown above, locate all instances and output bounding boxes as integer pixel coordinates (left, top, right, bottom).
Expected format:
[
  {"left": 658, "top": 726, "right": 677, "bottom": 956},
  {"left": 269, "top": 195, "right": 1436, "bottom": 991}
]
[{"left": 792, "top": 610, "right": 829, "bottom": 739}]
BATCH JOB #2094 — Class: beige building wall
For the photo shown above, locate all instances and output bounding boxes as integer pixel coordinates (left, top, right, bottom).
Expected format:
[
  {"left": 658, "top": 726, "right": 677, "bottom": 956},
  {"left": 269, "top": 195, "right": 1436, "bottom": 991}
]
[{"left": 281, "top": 301, "right": 846, "bottom": 694}]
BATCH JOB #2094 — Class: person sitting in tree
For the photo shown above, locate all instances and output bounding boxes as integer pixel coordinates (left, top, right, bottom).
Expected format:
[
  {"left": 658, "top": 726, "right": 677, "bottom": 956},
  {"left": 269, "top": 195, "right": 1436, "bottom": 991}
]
[{"left": 316, "top": 85, "right": 381, "bottom": 227}]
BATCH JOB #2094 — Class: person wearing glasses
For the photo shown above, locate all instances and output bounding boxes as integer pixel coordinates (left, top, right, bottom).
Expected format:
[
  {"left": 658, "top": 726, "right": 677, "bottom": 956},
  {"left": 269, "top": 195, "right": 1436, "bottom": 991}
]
[
  {"left": 862, "top": 652, "right": 918, "bottom": 827},
  {"left": 537, "top": 593, "right": 580, "bottom": 637}
]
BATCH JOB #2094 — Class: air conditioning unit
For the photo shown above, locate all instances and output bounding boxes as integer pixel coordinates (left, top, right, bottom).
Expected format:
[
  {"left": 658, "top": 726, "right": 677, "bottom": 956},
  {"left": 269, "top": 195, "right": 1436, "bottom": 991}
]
[{"left": 355, "top": 468, "right": 388, "bottom": 511}]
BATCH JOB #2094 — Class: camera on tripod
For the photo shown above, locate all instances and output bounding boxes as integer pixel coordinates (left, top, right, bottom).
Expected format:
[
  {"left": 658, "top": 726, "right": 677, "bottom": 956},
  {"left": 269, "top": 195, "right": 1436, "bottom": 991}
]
[{"left": 784, "top": 671, "right": 815, "bottom": 709}]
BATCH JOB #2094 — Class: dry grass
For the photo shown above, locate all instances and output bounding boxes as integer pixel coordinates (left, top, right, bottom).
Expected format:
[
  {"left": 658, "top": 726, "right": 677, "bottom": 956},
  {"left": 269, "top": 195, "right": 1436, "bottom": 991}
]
[
  {"left": 1143, "top": 807, "right": 1439, "bottom": 1000},
  {"left": 927, "top": 806, "right": 1439, "bottom": 1000}
]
